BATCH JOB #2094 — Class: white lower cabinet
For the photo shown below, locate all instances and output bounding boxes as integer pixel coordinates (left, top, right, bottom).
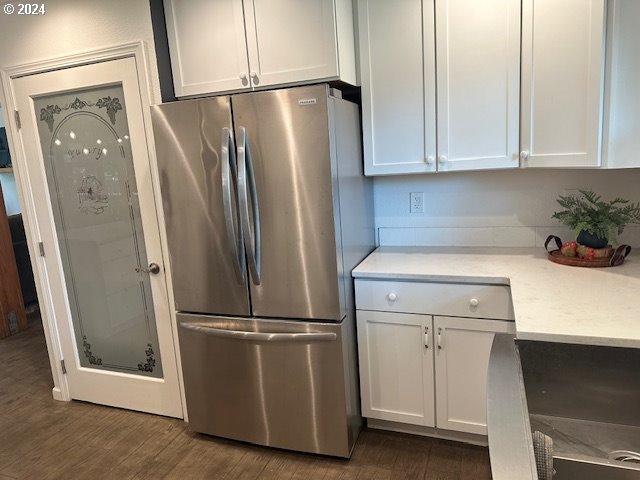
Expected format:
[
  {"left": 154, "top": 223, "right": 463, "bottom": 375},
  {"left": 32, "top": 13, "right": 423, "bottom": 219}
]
[
  {"left": 355, "top": 279, "right": 515, "bottom": 439},
  {"left": 433, "top": 316, "right": 514, "bottom": 435},
  {"left": 357, "top": 310, "right": 435, "bottom": 426}
]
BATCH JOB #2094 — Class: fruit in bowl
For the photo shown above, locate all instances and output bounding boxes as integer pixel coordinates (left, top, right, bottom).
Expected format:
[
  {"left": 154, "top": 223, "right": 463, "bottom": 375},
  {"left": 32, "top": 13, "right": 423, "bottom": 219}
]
[{"left": 560, "top": 241, "right": 578, "bottom": 257}]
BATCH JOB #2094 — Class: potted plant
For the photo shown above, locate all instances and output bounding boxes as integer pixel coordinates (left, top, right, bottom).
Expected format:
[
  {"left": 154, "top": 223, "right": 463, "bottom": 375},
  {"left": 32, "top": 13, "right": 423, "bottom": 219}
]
[{"left": 552, "top": 190, "right": 640, "bottom": 248}]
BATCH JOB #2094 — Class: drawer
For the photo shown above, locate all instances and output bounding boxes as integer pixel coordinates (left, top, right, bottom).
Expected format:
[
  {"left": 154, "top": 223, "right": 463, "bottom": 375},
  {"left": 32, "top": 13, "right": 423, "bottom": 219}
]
[{"left": 355, "top": 279, "right": 514, "bottom": 321}]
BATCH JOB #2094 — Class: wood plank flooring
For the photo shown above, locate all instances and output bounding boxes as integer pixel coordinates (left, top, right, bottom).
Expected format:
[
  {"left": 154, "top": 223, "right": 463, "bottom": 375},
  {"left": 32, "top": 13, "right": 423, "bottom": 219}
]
[{"left": 0, "top": 315, "right": 492, "bottom": 479}]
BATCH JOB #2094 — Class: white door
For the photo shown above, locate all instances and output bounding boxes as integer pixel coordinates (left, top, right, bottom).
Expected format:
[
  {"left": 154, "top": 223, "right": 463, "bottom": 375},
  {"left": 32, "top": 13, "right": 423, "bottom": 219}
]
[
  {"left": 12, "top": 57, "right": 183, "bottom": 417},
  {"left": 435, "top": 0, "right": 520, "bottom": 172},
  {"left": 164, "top": 0, "right": 251, "bottom": 97},
  {"left": 521, "top": 0, "right": 606, "bottom": 168},
  {"left": 434, "top": 316, "right": 513, "bottom": 434},
  {"left": 243, "top": 0, "right": 339, "bottom": 88},
  {"left": 358, "top": 0, "right": 437, "bottom": 175},
  {"left": 356, "top": 310, "right": 435, "bottom": 426}
]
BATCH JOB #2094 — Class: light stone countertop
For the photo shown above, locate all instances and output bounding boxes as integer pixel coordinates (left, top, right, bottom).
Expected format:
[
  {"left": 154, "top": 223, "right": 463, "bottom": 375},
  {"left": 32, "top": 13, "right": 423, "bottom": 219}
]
[{"left": 352, "top": 246, "right": 640, "bottom": 348}]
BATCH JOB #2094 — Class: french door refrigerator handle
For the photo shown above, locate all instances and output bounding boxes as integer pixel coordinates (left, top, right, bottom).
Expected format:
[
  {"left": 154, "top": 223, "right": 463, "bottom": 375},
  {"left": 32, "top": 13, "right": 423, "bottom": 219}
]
[
  {"left": 237, "top": 126, "right": 262, "bottom": 285},
  {"left": 181, "top": 323, "right": 336, "bottom": 342},
  {"left": 221, "top": 127, "right": 246, "bottom": 283}
]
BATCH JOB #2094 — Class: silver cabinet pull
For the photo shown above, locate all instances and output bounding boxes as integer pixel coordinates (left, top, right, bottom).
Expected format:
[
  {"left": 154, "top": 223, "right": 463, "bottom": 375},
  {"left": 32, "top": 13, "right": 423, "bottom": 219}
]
[
  {"left": 237, "top": 127, "right": 262, "bottom": 285},
  {"left": 221, "top": 127, "right": 246, "bottom": 284},
  {"left": 136, "top": 263, "right": 160, "bottom": 274},
  {"left": 437, "top": 327, "right": 443, "bottom": 350},
  {"left": 181, "top": 323, "right": 336, "bottom": 342},
  {"left": 424, "top": 326, "right": 430, "bottom": 350}
]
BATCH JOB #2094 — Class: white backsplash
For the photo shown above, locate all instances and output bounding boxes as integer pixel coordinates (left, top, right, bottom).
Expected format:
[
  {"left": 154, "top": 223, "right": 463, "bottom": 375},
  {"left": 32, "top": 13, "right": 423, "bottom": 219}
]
[{"left": 374, "top": 169, "right": 640, "bottom": 248}]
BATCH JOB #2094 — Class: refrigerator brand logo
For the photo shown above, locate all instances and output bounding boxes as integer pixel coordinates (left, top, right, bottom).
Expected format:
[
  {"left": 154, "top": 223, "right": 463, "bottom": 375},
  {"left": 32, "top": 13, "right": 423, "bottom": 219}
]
[{"left": 298, "top": 98, "right": 317, "bottom": 106}]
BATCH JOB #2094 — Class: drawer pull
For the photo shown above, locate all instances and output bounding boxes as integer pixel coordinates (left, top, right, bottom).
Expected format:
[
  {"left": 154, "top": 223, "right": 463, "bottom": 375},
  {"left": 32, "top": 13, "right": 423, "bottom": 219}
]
[
  {"left": 437, "top": 327, "right": 443, "bottom": 350},
  {"left": 424, "top": 326, "right": 429, "bottom": 350},
  {"left": 469, "top": 298, "right": 479, "bottom": 308},
  {"left": 387, "top": 293, "right": 398, "bottom": 302}
]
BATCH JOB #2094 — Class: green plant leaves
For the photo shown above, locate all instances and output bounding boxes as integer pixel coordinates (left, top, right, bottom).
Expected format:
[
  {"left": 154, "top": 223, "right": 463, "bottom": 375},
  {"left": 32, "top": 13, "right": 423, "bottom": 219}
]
[{"left": 552, "top": 189, "right": 640, "bottom": 244}]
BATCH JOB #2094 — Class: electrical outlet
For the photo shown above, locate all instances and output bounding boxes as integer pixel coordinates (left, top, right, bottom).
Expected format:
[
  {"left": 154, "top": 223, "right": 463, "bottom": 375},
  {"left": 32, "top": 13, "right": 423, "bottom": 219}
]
[{"left": 410, "top": 192, "right": 425, "bottom": 213}]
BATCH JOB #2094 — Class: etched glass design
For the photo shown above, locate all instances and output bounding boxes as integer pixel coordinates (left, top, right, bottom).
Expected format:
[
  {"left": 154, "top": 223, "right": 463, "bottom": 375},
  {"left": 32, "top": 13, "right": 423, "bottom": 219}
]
[{"left": 34, "top": 85, "right": 162, "bottom": 377}]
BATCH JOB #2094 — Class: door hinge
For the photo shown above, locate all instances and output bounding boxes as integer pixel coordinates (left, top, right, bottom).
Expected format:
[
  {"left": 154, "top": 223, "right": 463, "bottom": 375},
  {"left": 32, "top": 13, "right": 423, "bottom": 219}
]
[
  {"left": 60, "top": 359, "right": 67, "bottom": 374},
  {"left": 38, "top": 241, "right": 45, "bottom": 257},
  {"left": 14, "top": 110, "right": 21, "bottom": 129}
]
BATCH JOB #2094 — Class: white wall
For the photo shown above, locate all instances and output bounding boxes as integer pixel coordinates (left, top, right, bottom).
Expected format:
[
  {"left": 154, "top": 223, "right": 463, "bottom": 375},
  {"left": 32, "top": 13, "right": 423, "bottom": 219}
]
[
  {"left": 375, "top": 169, "right": 640, "bottom": 247},
  {"left": 0, "top": 0, "right": 161, "bottom": 101}
]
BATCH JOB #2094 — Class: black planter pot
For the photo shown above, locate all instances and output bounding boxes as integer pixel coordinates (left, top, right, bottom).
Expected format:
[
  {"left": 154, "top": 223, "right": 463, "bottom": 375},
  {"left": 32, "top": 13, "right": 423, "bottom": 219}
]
[{"left": 577, "top": 230, "right": 608, "bottom": 248}]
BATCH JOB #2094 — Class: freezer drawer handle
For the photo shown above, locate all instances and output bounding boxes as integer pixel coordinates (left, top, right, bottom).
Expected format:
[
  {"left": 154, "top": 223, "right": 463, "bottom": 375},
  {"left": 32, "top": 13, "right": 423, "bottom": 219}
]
[
  {"left": 221, "top": 127, "right": 246, "bottom": 283},
  {"left": 181, "top": 323, "right": 337, "bottom": 342},
  {"left": 237, "top": 126, "right": 262, "bottom": 285}
]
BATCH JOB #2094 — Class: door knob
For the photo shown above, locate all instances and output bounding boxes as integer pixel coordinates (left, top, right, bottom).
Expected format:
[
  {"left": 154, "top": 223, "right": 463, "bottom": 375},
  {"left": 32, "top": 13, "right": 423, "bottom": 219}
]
[{"left": 136, "top": 263, "right": 161, "bottom": 274}]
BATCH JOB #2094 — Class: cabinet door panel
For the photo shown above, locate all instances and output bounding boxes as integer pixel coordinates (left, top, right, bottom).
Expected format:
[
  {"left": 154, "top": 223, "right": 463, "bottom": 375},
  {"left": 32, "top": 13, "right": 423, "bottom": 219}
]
[
  {"left": 357, "top": 311, "right": 435, "bottom": 426},
  {"left": 434, "top": 316, "right": 514, "bottom": 435},
  {"left": 164, "top": 0, "right": 250, "bottom": 97},
  {"left": 435, "top": 0, "right": 520, "bottom": 171},
  {"left": 359, "top": 0, "right": 437, "bottom": 175},
  {"left": 603, "top": 0, "right": 640, "bottom": 168},
  {"left": 244, "top": 0, "right": 339, "bottom": 88},
  {"left": 521, "top": 0, "right": 605, "bottom": 167}
]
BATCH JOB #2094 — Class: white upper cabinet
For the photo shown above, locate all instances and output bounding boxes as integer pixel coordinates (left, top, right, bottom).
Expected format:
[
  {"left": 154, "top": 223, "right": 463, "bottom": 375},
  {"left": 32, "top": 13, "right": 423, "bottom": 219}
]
[
  {"left": 359, "top": 0, "right": 520, "bottom": 176},
  {"left": 358, "top": 0, "right": 437, "bottom": 175},
  {"left": 165, "top": 0, "right": 251, "bottom": 97},
  {"left": 520, "top": 0, "right": 606, "bottom": 168},
  {"left": 435, "top": 0, "right": 521, "bottom": 172},
  {"left": 603, "top": 0, "right": 640, "bottom": 169},
  {"left": 165, "top": 0, "right": 357, "bottom": 98}
]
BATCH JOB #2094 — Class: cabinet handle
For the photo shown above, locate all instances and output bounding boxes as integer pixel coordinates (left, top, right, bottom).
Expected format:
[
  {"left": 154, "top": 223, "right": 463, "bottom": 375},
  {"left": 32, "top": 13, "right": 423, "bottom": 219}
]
[
  {"left": 438, "top": 155, "right": 447, "bottom": 164},
  {"left": 437, "top": 327, "right": 443, "bottom": 350},
  {"left": 387, "top": 292, "right": 397, "bottom": 302},
  {"left": 239, "top": 72, "right": 248, "bottom": 80},
  {"left": 424, "top": 326, "right": 430, "bottom": 350},
  {"left": 250, "top": 71, "right": 259, "bottom": 81},
  {"left": 470, "top": 298, "right": 479, "bottom": 308},
  {"left": 425, "top": 156, "right": 435, "bottom": 165},
  {"left": 520, "top": 150, "right": 529, "bottom": 161}
]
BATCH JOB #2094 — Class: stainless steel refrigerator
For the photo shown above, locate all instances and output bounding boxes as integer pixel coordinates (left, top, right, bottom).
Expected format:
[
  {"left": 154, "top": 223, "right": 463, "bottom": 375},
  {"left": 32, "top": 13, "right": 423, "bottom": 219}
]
[{"left": 150, "top": 84, "right": 374, "bottom": 457}]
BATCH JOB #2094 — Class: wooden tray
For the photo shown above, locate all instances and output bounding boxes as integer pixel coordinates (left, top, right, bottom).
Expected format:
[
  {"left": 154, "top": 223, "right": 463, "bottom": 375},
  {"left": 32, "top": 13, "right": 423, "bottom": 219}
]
[{"left": 548, "top": 250, "right": 612, "bottom": 268}]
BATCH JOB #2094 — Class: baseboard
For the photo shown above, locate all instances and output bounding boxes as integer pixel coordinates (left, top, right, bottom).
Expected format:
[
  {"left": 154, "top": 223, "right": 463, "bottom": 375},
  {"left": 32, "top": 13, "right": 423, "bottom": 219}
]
[
  {"left": 366, "top": 418, "right": 488, "bottom": 447},
  {"left": 51, "top": 386, "right": 68, "bottom": 401}
]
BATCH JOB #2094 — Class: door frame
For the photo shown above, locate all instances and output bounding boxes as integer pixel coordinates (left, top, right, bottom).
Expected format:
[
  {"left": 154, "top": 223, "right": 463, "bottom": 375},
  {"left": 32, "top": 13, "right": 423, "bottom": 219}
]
[{"left": 0, "top": 42, "right": 186, "bottom": 416}]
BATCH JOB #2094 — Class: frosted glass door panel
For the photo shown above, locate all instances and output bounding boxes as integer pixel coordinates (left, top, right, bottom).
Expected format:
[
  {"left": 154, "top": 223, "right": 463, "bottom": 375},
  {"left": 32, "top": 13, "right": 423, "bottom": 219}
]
[{"left": 34, "top": 85, "right": 162, "bottom": 378}]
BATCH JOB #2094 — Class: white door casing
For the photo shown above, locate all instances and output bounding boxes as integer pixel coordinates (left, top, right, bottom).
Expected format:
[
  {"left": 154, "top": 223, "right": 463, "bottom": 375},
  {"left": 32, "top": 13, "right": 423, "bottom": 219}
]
[{"left": 4, "top": 49, "right": 183, "bottom": 418}]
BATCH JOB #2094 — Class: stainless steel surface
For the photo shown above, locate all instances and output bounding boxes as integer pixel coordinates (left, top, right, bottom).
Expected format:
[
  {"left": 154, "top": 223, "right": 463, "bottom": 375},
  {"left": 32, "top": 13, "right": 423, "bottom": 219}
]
[
  {"left": 554, "top": 456, "right": 640, "bottom": 479},
  {"left": 177, "top": 313, "right": 357, "bottom": 458},
  {"left": 487, "top": 334, "right": 538, "bottom": 480},
  {"left": 151, "top": 98, "right": 250, "bottom": 316},
  {"left": 221, "top": 127, "right": 246, "bottom": 283},
  {"left": 135, "top": 262, "right": 161, "bottom": 275},
  {"left": 153, "top": 84, "right": 374, "bottom": 457},
  {"left": 519, "top": 340, "right": 640, "bottom": 427},
  {"left": 231, "top": 85, "right": 344, "bottom": 320},
  {"left": 236, "top": 126, "right": 261, "bottom": 285},
  {"left": 180, "top": 322, "right": 337, "bottom": 342}
]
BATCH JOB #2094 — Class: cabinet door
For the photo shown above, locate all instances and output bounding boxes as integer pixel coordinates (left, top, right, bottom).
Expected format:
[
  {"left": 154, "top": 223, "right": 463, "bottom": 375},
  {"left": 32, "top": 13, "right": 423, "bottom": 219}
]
[
  {"left": 358, "top": 0, "right": 437, "bottom": 175},
  {"left": 243, "top": 0, "right": 339, "bottom": 88},
  {"left": 521, "top": 0, "right": 606, "bottom": 168},
  {"left": 434, "top": 316, "right": 514, "bottom": 435},
  {"left": 603, "top": 0, "right": 640, "bottom": 168},
  {"left": 357, "top": 310, "right": 435, "bottom": 427},
  {"left": 435, "top": 0, "right": 520, "bottom": 172},
  {"left": 164, "top": 0, "right": 251, "bottom": 97}
]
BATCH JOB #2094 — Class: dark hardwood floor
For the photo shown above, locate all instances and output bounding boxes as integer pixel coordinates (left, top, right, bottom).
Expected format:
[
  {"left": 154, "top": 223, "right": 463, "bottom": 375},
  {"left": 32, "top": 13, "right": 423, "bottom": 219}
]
[{"left": 0, "top": 315, "right": 492, "bottom": 479}]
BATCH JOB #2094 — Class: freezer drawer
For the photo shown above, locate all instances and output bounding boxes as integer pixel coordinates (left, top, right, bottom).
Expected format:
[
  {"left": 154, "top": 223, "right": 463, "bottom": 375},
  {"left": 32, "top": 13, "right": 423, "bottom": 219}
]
[{"left": 177, "top": 313, "right": 359, "bottom": 457}]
